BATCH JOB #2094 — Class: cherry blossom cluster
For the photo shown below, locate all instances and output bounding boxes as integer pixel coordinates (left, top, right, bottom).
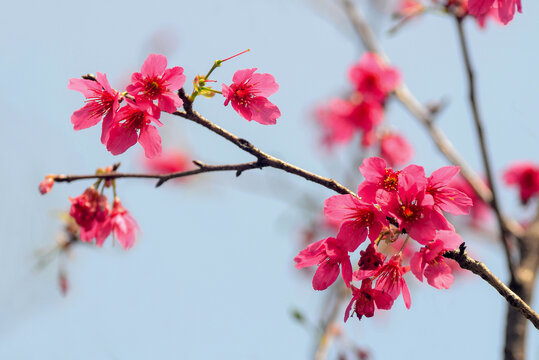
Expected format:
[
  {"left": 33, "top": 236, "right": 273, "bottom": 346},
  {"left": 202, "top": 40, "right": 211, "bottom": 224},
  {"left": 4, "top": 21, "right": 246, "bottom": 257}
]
[
  {"left": 68, "top": 53, "right": 280, "bottom": 159},
  {"left": 294, "top": 157, "right": 473, "bottom": 321},
  {"left": 316, "top": 53, "right": 413, "bottom": 167},
  {"left": 396, "top": 0, "right": 520, "bottom": 26}
]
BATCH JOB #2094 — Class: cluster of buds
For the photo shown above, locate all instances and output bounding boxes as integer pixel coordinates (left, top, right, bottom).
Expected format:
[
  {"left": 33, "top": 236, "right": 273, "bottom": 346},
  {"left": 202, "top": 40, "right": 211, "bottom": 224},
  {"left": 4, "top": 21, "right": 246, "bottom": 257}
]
[
  {"left": 294, "top": 157, "right": 473, "bottom": 321},
  {"left": 316, "top": 53, "right": 413, "bottom": 167},
  {"left": 68, "top": 52, "right": 281, "bottom": 160}
]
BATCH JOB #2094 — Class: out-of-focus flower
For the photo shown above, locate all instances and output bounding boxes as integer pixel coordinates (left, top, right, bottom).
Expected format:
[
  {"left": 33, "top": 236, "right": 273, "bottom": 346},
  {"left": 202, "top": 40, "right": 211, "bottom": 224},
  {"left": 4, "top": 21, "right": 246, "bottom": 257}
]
[
  {"left": 348, "top": 53, "right": 401, "bottom": 103},
  {"left": 503, "top": 161, "right": 539, "bottom": 205},
  {"left": 468, "top": 0, "right": 521, "bottom": 25},
  {"left": 379, "top": 132, "right": 414, "bottom": 167},
  {"left": 39, "top": 176, "right": 55, "bottom": 195},
  {"left": 222, "top": 68, "right": 280, "bottom": 125},
  {"left": 97, "top": 197, "right": 139, "bottom": 250},
  {"left": 143, "top": 148, "right": 191, "bottom": 174}
]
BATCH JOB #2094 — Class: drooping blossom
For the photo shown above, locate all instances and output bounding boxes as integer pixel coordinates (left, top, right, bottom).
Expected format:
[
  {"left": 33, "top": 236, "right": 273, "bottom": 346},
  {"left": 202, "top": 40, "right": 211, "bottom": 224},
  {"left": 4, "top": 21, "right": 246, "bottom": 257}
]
[
  {"left": 38, "top": 176, "right": 55, "bottom": 195},
  {"left": 69, "top": 187, "right": 110, "bottom": 242},
  {"left": 143, "top": 148, "right": 191, "bottom": 174},
  {"left": 468, "top": 0, "right": 521, "bottom": 25},
  {"left": 427, "top": 166, "right": 473, "bottom": 215},
  {"left": 106, "top": 99, "right": 163, "bottom": 158},
  {"left": 410, "top": 230, "right": 462, "bottom": 289},
  {"left": 126, "top": 54, "right": 185, "bottom": 113},
  {"left": 68, "top": 72, "right": 121, "bottom": 143},
  {"left": 222, "top": 68, "right": 281, "bottom": 125},
  {"left": 324, "top": 195, "right": 388, "bottom": 251},
  {"left": 316, "top": 95, "right": 383, "bottom": 147},
  {"left": 353, "top": 243, "right": 387, "bottom": 280},
  {"left": 355, "top": 254, "right": 411, "bottom": 309},
  {"left": 97, "top": 197, "right": 139, "bottom": 249},
  {"left": 377, "top": 165, "right": 452, "bottom": 244},
  {"left": 344, "top": 279, "right": 394, "bottom": 321},
  {"left": 294, "top": 237, "right": 353, "bottom": 290},
  {"left": 348, "top": 53, "right": 401, "bottom": 103},
  {"left": 503, "top": 162, "right": 539, "bottom": 205},
  {"left": 379, "top": 132, "right": 414, "bottom": 167}
]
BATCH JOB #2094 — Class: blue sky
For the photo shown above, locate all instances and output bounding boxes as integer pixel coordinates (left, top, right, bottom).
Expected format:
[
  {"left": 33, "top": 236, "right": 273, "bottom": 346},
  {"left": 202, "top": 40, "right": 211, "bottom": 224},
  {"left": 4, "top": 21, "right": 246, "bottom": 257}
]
[{"left": 1, "top": 0, "right": 538, "bottom": 359}]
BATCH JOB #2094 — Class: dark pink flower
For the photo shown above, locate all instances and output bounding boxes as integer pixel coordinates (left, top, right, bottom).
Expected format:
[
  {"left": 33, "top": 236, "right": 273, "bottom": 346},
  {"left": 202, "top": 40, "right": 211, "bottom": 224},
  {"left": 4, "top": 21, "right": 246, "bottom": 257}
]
[
  {"left": 222, "top": 68, "right": 280, "bottom": 125},
  {"left": 410, "top": 230, "right": 462, "bottom": 289},
  {"left": 38, "top": 176, "right": 54, "bottom": 195},
  {"left": 143, "top": 148, "right": 191, "bottom": 174},
  {"left": 353, "top": 243, "right": 387, "bottom": 280},
  {"left": 356, "top": 254, "right": 411, "bottom": 309},
  {"left": 427, "top": 166, "right": 473, "bottom": 215},
  {"left": 324, "top": 195, "right": 388, "bottom": 251},
  {"left": 344, "top": 279, "right": 394, "bottom": 322},
  {"left": 468, "top": 0, "right": 521, "bottom": 25},
  {"left": 126, "top": 54, "right": 185, "bottom": 113},
  {"left": 379, "top": 132, "right": 414, "bottom": 167},
  {"left": 68, "top": 72, "right": 121, "bottom": 143},
  {"left": 316, "top": 96, "right": 383, "bottom": 147},
  {"left": 106, "top": 100, "right": 163, "bottom": 158},
  {"left": 294, "top": 237, "right": 353, "bottom": 290},
  {"left": 348, "top": 53, "right": 401, "bottom": 103},
  {"left": 356, "top": 157, "right": 401, "bottom": 203},
  {"left": 503, "top": 161, "right": 539, "bottom": 205},
  {"left": 69, "top": 188, "right": 110, "bottom": 242},
  {"left": 97, "top": 197, "right": 139, "bottom": 249},
  {"left": 377, "top": 165, "right": 452, "bottom": 244}
]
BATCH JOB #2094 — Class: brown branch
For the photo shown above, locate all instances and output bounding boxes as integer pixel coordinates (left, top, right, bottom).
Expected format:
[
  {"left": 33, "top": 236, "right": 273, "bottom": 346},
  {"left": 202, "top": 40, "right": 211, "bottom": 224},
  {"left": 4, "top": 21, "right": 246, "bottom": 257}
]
[
  {"left": 455, "top": 17, "right": 515, "bottom": 278},
  {"left": 444, "top": 244, "right": 539, "bottom": 330},
  {"left": 52, "top": 160, "right": 267, "bottom": 187},
  {"left": 172, "top": 106, "right": 354, "bottom": 196}
]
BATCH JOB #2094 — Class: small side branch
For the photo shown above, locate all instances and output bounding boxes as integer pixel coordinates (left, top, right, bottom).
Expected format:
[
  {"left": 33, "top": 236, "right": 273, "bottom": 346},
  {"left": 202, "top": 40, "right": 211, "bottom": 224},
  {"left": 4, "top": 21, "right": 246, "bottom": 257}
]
[{"left": 444, "top": 244, "right": 539, "bottom": 330}]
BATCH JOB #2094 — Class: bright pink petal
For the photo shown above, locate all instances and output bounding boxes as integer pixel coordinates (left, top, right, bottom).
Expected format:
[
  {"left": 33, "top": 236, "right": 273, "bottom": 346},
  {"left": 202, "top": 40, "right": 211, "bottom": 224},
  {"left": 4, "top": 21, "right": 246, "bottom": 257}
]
[
  {"left": 141, "top": 53, "right": 167, "bottom": 78},
  {"left": 106, "top": 126, "right": 138, "bottom": 155},
  {"left": 71, "top": 103, "right": 102, "bottom": 130},
  {"left": 250, "top": 73, "right": 279, "bottom": 97},
  {"left": 424, "top": 262, "right": 454, "bottom": 289},
  {"left": 67, "top": 78, "right": 100, "bottom": 97},
  {"left": 138, "top": 125, "right": 162, "bottom": 159},
  {"left": 312, "top": 261, "right": 340, "bottom": 290},
  {"left": 247, "top": 97, "right": 280, "bottom": 125},
  {"left": 232, "top": 68, "right": 257, "bottom": 84}
]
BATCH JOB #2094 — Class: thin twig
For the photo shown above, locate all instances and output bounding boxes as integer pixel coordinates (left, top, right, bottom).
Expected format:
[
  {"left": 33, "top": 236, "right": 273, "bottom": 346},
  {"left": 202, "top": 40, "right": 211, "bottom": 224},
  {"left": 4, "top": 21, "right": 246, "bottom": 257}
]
[
  {"left": 339, "top": 0, "right": 523, "bottom": 240},
  {"left": 444, "top": 244, "right": 539, "bottom": 330},
  {"left": 52, "top": 160, "right": 267, "bottom": 187},
  {"left": 455, "top": 17, "right": 515, "bottom": 277}
]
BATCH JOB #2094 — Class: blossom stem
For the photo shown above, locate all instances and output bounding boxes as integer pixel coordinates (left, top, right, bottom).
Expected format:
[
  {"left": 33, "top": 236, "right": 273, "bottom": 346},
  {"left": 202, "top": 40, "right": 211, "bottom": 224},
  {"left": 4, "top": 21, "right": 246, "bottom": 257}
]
[{"left": 398, "top": 235, "right": 410, "bottom": 254}]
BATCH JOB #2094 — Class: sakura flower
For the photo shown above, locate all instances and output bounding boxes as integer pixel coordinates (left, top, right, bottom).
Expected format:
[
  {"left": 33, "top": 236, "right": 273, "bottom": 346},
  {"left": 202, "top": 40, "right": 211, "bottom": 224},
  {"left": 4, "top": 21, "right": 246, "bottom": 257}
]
[
  {"left": 316, "top": 96, "right": 383, "bottom": 147},
  {"left": 353, "top": 243, "right": 387, "bottom": 280},
  {"left": 410, "top": 230, "right": 462, "bottom": 289},
  {"left": 294, "top": 237, "right": 353, "bottom": 290},
  {"left": 503, "top": 161, "right": 539, "bottom": 205},
  {"left": 379, "top": 132, "right": 414, "bottom": 167},
  {"left": 68, "top": 72, "right": 121, "bottom": 143},
  {"left": 348, "top": 53, "right": 401, "bottom": 103},
  {"left": 377, "top": 165, "right": 452, "bottom": 244},
  {"left": 344, "top": 279, "right": 394, "bottom": 322},
  {"left": 38, "top": 176, "right": 55, "bottom": 195},
  {"left": 356, "top": 157, "right": 400, "bottom": 203},
  {"left": 126, "top": 53, "right": 185, "bottom": 113},
  {"left": 69, "top": 188, "right": 110, "bottom": 242},
  {"left": 427, "top": 166, "right": 473, "bottom": 215},
  {"left": 356, "top": 254, "right": 411, "bottom": 309},
  {"left": 97, "top": 197, "right": 139, "bottom": 249},
  {"left": 143, "top": 148, "right": 191, "bottom": 174},
  {"left": 222, "top": 68, "right": 281, "bottom": 125},
  {"left": 468, "top": 0, "right": 521, "bottom": 25},
  {"left": 106, "top": 99, "right": 163, "bottom": 158},
  {"left": 324, "top": 195, "right": 388, "bottom": 251}
]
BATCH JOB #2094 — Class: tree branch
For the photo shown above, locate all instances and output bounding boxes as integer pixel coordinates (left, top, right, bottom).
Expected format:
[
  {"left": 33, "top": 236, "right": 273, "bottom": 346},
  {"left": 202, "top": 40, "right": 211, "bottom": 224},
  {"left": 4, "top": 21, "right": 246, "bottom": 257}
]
[{"left": 444, "top": 243, "right": 539, "bottom": 330}]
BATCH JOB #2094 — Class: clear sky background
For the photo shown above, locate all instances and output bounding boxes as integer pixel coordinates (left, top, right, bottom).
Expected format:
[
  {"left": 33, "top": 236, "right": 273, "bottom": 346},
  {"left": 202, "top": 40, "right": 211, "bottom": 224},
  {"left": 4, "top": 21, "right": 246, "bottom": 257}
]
[{"left": 0, "top": 0, "right": 538, "bottom": 359}]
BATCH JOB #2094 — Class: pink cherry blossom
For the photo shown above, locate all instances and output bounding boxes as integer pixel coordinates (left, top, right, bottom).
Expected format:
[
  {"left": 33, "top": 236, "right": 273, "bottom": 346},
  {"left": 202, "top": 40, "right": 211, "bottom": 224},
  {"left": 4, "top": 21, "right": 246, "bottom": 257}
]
[
  {"left": 468, "top": 0, "right": 521, "bottom": 25},
  {"left": 324, "top": 194, "right": 388, "bottom": 251},
  {"left": 410, "top": 230, "right": 462, "bottom": 289},
  {"left": 68, "top": 72, "right": 121, "bottom": 143},
  {"left": 97, "top": 197, "right": 139, "bottom": 249},
  {"left": 377, "top": 165, "right": 452, "bottom": 244},
  {"left": 344, "top": 279, "right": 394, "bottom": 322},
  {"left": 503, "top": 161, "right": 539, "bottom": 205},
  {"left": 427, "top": 166, "right": 473, "bottom": 215},
  {"left": 356, "top": 157, "right": 400, "bottom": 203},
  {"left": 449, "top": 175, "right": 492, "bottom": 227},
  {"left": 126, "top": 54, "right": 185, "bottom": 113},
  {"left": 353, "top": 243, "right": 387, "bottom": 281},
  {"left": 143, "top": 148, "right": 191, "bottom": 174},
  {"left": 106, "top": 100, "right": 163, "bottom": 159},
  {"left": 69, "top": 188, "right": 110, "bottom": 242},
  {"left": 379, "top": 132, "right": 414, "bottom": 167},
  {"left": 222, "top": 68, "right": 280, "bottom": 125},
  {"left": 38, "top": 176, "right": 54, "bottom": 195},
  {"left": 356, "top": 254, "right": 411, "bottom": 309},
  {"left": 316, "top": 96, "right": 383, "bottom": 147},
  {"left": 294, "top": 237, "right": 353, "bottom": 290},
  {"left": 348, "top": 53, "right": 401, "bottom": 103}
]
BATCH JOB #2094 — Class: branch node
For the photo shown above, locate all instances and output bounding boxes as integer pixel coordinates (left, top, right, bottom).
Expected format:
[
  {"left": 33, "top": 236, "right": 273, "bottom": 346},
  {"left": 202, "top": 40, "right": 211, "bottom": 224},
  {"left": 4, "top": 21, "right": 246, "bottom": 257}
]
[{"left": 178, "top": 88, "right": 193, "bottom": 114}]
